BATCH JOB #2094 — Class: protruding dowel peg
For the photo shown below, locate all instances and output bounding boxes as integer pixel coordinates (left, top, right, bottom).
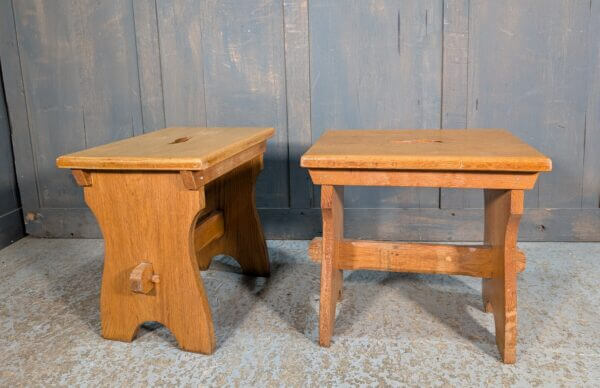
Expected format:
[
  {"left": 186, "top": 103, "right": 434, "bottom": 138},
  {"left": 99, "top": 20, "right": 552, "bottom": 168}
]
[{"left": 129, "top": 262, "right": 159, "bottom": 294}]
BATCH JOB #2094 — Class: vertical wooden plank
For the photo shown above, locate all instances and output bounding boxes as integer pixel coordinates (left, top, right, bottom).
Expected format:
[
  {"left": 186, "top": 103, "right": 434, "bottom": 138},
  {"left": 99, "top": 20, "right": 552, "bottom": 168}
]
[
  {"left": 0, "top": 72, "right": 19, "bottom": 216},
  {"left": 441, "top": 0, "right": 469, "bottom": 129},
  {"left": 0, "top": 0, "right": 41, "bottom": 214},
  {"left": 201, "top": 0, "right": 289, "bottom": 208},
  {"left": 75, "top": 0, "right": 144, "bottom": 146},
  {"left": 11, "top": 0, "right": 144, "bottom": 212},
  {"left": 156, "top": 0, "right": 207, "bottom": 127},
  {"left": 467, "top": 0, "right": 590, "bottom": 209},
  {"left": 12, "top": 0, "right": 87, "bottom": 209},
  {"left": 284, "top": 0, "right": 312, "bottom": 209},
  {"left": 482, "top": 189, "right": 522, "bottom": 363},
  {"left": 0, "top": 67, "right": 25, "bottom": 248},
  {"left": 319, "top": 185, "right": 344, "bottom": 347},
  {"left": 582, "top": 0, "right": 600, "bottom": 208},
  {"left": 133, "top": 0, "right": 166, "bottom": 132},
  {"left": 309, "top": 0, "right": 443, "bottom": 209},
  {"left": 440, "top": 0, "right": 472, "bottom": 209},
  {"left": 0, "top": 68, "right": 24, "bottom": 249}
]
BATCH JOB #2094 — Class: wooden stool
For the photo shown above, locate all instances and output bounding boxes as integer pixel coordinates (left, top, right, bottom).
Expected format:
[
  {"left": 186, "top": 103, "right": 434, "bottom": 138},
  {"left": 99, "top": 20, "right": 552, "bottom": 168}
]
[
  {"left": 57, "top": 127, "right": 274, "bottom": 354},
  {"left": 301, "top": 129, "right": 552, "bottom": 363}
]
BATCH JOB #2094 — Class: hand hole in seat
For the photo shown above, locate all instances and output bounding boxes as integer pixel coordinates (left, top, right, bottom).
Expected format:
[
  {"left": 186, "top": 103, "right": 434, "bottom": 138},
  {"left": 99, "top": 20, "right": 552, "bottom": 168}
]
[
  {"left": 392, "top": 139, "right": 443, "bottom": 144},
  {"left": 170, "top": 136, "right": 191, "bottom": 144}
]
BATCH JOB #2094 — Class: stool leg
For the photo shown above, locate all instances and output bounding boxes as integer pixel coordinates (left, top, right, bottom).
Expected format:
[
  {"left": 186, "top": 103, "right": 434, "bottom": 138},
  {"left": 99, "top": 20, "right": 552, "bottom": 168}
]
[
  {"left": 195, "top": 157, "right": 270, "bottom": 276},
  {"left": 220, "top": 157, "right": 270, "bottom": 277},
  {"left": 82, "top": 171, "right": 216, "bottom": 354},
  {"left": 319, "top": 185, "right": 344, "bottom": 347},
  {"left": 483, "top": 189, "right": 523, "bottom": 364}
]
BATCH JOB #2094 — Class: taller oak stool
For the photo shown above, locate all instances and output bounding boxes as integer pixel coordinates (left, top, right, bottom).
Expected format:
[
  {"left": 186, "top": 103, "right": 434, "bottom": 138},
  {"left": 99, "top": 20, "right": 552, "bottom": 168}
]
[
  {"left": 301, "top": 129, "right": 552, "bottom": 363},
  {"left": 57, "top": 126, "right": 274, "bottom": 354}
]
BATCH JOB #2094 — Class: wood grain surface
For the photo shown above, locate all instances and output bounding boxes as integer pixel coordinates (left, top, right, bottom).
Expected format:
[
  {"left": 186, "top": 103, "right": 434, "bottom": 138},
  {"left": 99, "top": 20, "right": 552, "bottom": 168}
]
[
  {"left": 67, "top": 156, "right": 269, "bottom": 353},
  {"left": 84, "top": 171, "right": 216, "bottom": 354},
  {"left": 308, "top": 238, "right": 526, "bottom": 277},
  {"left": 56, "top": 127, "right": 274, "bottom": 170},
  {"left": 193, "top": 157, "right": 271, "bottom": 277},
  {"left": 308, "top": 169, "right": 540, "bottom": 189},
  {"left": 482, "top": 189, "right": 523, "bottom": 364},
  {"left": 302, "top": 129, "right": 552, "bottom": 172},
  {"left": 319, "top": 185, "right": 344, "bottom": 347},
  {"left": 309, "top": 0, "right": 443, "bottom": 209}
]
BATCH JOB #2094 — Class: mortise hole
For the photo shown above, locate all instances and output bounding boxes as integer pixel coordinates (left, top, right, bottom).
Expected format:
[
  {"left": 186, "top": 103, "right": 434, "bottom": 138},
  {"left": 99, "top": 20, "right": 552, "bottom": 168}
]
[
  {"left": 392, "top": 139, "right": 443, "bottom": 144},
  {"left": 170, "top": 136, "right": 191, "bottom": 144}
]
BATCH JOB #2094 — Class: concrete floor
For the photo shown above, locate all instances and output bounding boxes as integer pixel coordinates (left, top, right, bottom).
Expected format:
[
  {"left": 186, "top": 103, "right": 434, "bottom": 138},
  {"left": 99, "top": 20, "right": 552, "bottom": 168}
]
[{"left": 0, "top": 238, "right": 599, "bottom": 386}]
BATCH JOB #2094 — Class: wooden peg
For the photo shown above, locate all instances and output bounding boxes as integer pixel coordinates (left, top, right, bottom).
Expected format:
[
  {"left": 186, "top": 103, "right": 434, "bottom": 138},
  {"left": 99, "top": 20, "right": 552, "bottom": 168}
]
[
  {"left": 180, "top": 170, "right": 204, "bottom": 190},
  {"left": 129, "top": 262, "right": 159, "bottom": 294}
]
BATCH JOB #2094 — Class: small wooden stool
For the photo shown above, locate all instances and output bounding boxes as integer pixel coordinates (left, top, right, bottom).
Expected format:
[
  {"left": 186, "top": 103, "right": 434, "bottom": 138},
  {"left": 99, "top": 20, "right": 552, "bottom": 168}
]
[
  {"left": 57, "top": 127, "right": 274, "bottom": 354},
  {"left": 301, "top": 129, "right": 552, "bottom": 363}
]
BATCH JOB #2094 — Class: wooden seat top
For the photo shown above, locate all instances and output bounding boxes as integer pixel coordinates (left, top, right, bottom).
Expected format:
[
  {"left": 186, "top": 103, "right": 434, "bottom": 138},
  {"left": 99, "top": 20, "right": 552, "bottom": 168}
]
[
  {"left": 56, "top": 127, "right": 274, "bottom": 171},
  {"left": 301, "top": 129, "right": 551, "bottom": 172}
]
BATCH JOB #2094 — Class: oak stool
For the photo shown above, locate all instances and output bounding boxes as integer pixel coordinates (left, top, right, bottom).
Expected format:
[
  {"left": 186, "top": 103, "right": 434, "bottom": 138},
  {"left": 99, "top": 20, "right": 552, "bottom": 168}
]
[
  {"left": 57, "top": 127, "right": 274, "bottom": 354},
  {"left": 300, "top": 129, "right": 552, "bottom": 363}
]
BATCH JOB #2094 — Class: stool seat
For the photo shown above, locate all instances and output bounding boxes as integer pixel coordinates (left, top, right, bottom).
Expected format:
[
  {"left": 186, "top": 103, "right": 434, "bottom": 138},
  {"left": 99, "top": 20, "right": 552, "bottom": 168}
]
[
  {"left": 301, "top": 129, "right": 551, "bottom": 172},
  {"left": 57, "top": 126, "right": 274, "bottom": 170}
]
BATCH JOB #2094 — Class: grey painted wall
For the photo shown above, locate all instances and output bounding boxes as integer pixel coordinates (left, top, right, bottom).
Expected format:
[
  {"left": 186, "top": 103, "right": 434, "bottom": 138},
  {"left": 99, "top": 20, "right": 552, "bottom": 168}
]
[
  {"left": 0, "top": 61, "right": 24, "bottom": 248},
  {"left": 0, "top": 0, "right": 598, "bottom": 241}
]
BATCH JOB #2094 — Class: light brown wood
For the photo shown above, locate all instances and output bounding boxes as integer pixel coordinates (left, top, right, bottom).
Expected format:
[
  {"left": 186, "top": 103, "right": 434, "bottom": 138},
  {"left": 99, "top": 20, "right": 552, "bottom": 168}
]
[
  {"left": 304, "top": 129, "right": 550, "bottom": 363},
  {"left": 319, "top": 185, "right": 344, "bottom": 347},
  {"left": 72, "top": 161, "right": 270, "bottom": 354},
  {"left": 193, "top": 157, "right": 270, "bottom": 277},
  {"left": 301, "top": 129, "right": 552, "bottom": 172},
  {"left": 308, "top": 169, "right": 539, "bottom": 189},
  {"left": 194, "top": 211, "right": 225, "bottom": 251},
  {"left": 56, "top": 126, "right": 274, "bottom": 170},
  {"left": 129, "top": 262, "right": 158, "bottom": 294},
  {"left": 180, "top": 142, "right": 266, "bottom": 188},
  {"left": 72, "top": 169, "right": 92, "bottom": 186},
  {"left": 482, "top": 189, "right": 523, "bottom": 364},
  {"left": 58, "top": 128, "right": 271, "bottom": 354},
  {"left": 308, "top": 238, "right": 526, "bottom": 277},
  {"left": 83, "top": 171, "right": 216, "bottom": 353}
]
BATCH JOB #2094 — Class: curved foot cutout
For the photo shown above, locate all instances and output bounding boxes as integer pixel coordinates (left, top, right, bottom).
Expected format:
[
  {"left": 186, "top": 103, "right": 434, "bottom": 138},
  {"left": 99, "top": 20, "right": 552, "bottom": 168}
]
[{"left": 89, "top": 172, "right": 216, "bottom": 354}]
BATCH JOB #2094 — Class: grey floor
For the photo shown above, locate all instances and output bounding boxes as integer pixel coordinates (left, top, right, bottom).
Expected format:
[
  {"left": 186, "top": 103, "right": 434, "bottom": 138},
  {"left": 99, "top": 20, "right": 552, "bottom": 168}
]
[{"left": 0, "top": 238, "right": 599, "bottom": 386}]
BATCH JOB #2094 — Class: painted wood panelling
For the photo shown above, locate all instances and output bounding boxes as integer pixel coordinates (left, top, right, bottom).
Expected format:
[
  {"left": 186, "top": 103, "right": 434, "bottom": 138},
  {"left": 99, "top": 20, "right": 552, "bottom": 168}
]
[
  {"left": 583, "top": 0, "right": 600, "bottom": 209},
  {"left": 284, "top": 0, "right": 313, "bottom": 209},
  {"left": 200, "top": 0, "right": 289, "bottom": 207},
  {"left": 440, "top": 0, "right": 470, "bottom": 209},
  {"left": 310, "top": 0, "right": 443, "bottom": 208},
  {"left": 154, "top": 0, "right": 289, "bottom": 207},
  {"left": 75, "top": 0, "right": 143, "bottom": 146},
  {"left": 0, "top": 0, "right": 598, "bottom": 240},
  {"left": 0, "top": 0, "right": 40, "bottom": 215},
  {"left": 133, "top": 0, "right": 166, "bottom": 132},
  {"left": 460, "top": 0, "right": 592, "bottom": 209},
  {"left": 156, "top": 1, "right": 207, "bottom": 127},
  {"left": 11, "top": 0, "right": 88, "bottom": 209},
  {"left": 0, "top": 66, "right": 24, "bottom": 248},
  {"left": 0, "top": 75, "right": 18, "bottom": 216}
]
